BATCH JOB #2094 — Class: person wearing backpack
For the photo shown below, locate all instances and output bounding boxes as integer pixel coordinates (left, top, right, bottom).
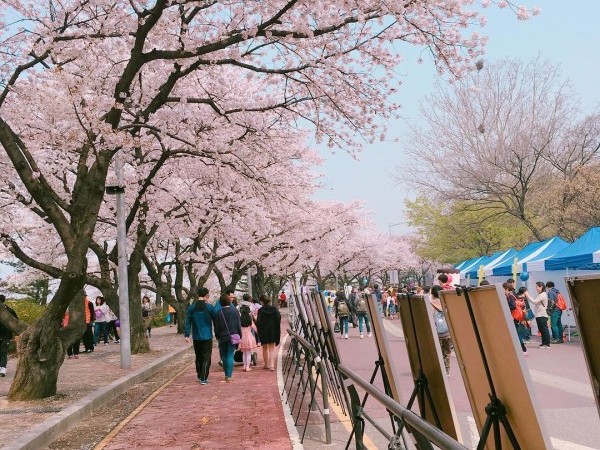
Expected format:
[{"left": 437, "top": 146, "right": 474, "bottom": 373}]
[
  {"left": 504, "top": 283, "right": 528, "bottom": 356},
  {"left": 355, "top": 291, "right": 372, "bottom": 339},
  {"left": 334, "top": 291, "right": 350, "bottom": 339},
  {"left": 546, "top": 281, "right": 564, "bottom": 344},
  {"left": 430, "top": 286, "right": 452, "bottom": 375},
  {"left": 348, "top": 287, "right": 359, "bottom": 328}
]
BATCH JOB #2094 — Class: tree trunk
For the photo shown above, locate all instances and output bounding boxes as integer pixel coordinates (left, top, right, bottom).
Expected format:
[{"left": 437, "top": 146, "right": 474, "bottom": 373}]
[
  {"left": 128, "top": 254, "right": 150, "bottom": 354},
  {"left": 8, "top": 322, "right": 66, "bottom": 400}
]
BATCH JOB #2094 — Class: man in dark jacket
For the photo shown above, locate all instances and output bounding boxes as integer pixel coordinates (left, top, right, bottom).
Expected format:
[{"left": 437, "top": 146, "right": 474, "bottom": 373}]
[
  {"left": 0, "top": 294, "right": 19, "bottom": 377},
  {"left": 256, "top": 295, "right": 281, "bottom": 370},
  {"left": 185, "top": 287, "right": 216, "bottom": 384},
  {"left": 546, "top": 281, "right": 563, "bottom": 344}
]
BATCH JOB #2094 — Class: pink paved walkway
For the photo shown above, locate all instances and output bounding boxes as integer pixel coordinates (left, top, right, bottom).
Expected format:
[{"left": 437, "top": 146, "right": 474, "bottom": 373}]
[{"left": 103, "top": 341, "right": 292, "bottom": 450}]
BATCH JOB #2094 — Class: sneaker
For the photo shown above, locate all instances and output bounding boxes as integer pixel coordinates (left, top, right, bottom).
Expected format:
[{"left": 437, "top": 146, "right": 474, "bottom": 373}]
[
  {"left": 344, "top": 334, "right": 348, "bottom": 339},
  {"left": 360, "top": 334, "right": 364, "bottom": 339},
  {"left": 551, "top": 339, "right": 564, "bottom": 344},
  {"left": 523, "top": 351, "right": 528, "bottom": 357},
  {"left": 368, "top": 333, "right": 372, "bottom": 338},
  {"left": 104, "top": 342, "right": 109, "bottom": 346},
  {"left": 0, "top": 367, "right": 6, "bottom": 377},
  {"left": 115, "top": 340, "right": 120, "bottom": 344},
  {"left": 200, "top": 380, "right": 208, "bottom": 385}
]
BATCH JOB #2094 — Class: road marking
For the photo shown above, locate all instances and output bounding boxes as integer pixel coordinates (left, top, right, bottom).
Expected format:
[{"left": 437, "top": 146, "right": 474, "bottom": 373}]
[
  {"left": 529, "top": 369, "right": 595, "bottom": 399},
  {"left": 277, "top": 334, "right": 305, "bottom": 450},
  {"left": 94, "top": 361, "right": 193, "bottom": 450}
]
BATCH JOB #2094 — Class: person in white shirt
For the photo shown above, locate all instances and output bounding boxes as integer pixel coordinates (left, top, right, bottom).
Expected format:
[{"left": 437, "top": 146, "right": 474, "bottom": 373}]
[{"left": 524, "top": 282, "right": 551, "bottom": 348}]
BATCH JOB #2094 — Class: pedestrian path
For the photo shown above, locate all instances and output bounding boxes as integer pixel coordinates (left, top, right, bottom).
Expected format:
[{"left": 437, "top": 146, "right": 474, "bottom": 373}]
[{"left": 97, "top": 344, "right": 293, "bottom": 450}]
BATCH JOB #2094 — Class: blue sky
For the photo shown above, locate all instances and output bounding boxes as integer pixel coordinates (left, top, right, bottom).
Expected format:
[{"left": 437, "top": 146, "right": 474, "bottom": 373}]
[{"left": 313, "top": 1, "right": 600, "bottom": 235}]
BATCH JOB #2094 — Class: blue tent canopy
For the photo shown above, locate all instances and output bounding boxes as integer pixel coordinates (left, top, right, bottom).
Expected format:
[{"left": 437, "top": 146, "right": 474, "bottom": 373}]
[
  {"left": 489, "top": 237, "right": 569, "bottom": 276},
  {"left": 541, "top": 227, "right": 600, "bottom": 271},
  {"left": 464, "top": 249, "right": 516, "bottom": 280},
  {"left": 456, "top": 257, "right": 479, "bottom": 271},
  {"left": 454, "top": 259, "right": 469, "bottom": 270},
  {"left": 459, "top": 256, "right": 485, "bottom": 277}
]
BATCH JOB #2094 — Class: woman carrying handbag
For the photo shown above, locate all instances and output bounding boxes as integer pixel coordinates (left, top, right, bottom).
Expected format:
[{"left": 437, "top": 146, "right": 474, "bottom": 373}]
[{"left": 214, "top": 293, "right": 242, "bottom": 382}]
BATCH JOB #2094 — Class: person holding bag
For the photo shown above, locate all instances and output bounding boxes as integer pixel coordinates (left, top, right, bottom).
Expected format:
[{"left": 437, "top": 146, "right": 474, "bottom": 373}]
[
  {"left": 213, "top": 292, "right": 242, "bottom": 382},
  {"left": 430, "top": 286, "right": 452, "bottom": 375}
]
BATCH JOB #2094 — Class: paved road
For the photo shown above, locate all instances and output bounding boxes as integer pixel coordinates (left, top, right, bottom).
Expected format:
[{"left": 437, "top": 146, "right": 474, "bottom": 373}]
[{"left": 301, "top": 317, "right": 600, "bottom": 450}]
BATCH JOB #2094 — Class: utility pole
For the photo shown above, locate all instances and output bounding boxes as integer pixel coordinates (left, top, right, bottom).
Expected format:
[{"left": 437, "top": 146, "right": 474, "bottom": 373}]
[{"left": 114, "top": 152, "right": 131, "bottom": 369}]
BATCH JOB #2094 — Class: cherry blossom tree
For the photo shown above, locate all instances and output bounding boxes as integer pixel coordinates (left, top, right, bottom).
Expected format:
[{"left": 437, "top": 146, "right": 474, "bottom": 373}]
[{"left": 0, "top": 0, "right": 535, "bottom": 400}]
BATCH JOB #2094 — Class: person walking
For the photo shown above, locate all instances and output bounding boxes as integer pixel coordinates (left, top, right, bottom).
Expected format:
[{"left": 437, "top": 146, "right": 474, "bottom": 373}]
[
  {"left": 107, "top": 308, "right": 120, "bottom": 343},
  {"left": 184, "top": 287, "right": 216, "bottom": 385},
  {"left": 256, "top": 294, "right": 281, "bottom": 371},
  {"left": 82, "top": 294, "right": 95, "bottom": 353},
  {"left": 334, "top": 291, "right": 350, "bottom": 339},
  {"left": 0, "top": 294, "right": 18, "bottom": 377},
  {"left": 430, "top": 286, "right": 452, "bottom": 375},
  {"left": 355, "top": 291, "right": 372, "bottom": 339},
  {"left": 373, "top": 284, "right": 383, "bottom": 318},
  {"left": 546, "top": 281, "right": 564, "bottom": 343},
  {"left": 348, "top": 287, "right": 358, "bottom": 328},
  {"left": 142, "top": 296, "right": 154, "bottom": 338},
  {"left": 168, "top": 304, "right": 177, "bottom": 328},
  {"left": 61, "top": 309, "right": 80, "bottom": 359},
  {"left": 525, "top": 282, "right": 551, "bottom": 348},
  {"left": 504, "top": 283, "right": 527, "bottom": 356},
  {"left": 94, "top": 296, "right": 111, "bottom": 345},
  {"left": 239, "top": 306, "right": 257, "bottom": 372},
  {"left": 214, "top": 293, "right": 242, "bottom": 382}
]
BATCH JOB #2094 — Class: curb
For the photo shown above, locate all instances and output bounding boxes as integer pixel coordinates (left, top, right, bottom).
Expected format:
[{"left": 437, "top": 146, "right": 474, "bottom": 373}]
[{"left": 2, "top": 344, "right": 193, "bottom": 450}]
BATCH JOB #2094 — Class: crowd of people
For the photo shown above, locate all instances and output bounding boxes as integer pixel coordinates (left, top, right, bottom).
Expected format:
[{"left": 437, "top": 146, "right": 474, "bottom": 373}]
[
  {"left": 325, "top": 272, "right": 567, "bottom": 377},
  {"left": 61, "top": 294, "right": 121, "bottom": 359},
  {"left": 184, "top": 288, "right": 282, "bottom": 384},
  {"left": 503, "top": 278, "right": 566, "bottom": 355}
]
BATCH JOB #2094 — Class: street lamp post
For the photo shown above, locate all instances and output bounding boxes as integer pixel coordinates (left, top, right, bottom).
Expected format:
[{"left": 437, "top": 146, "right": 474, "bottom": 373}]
[{"left": 107, "top": 152, "right": 131, "bottom": 369}]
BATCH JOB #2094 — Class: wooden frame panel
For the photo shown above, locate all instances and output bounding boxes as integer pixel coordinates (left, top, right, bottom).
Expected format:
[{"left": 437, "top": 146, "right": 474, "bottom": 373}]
[
  {"left": 397, "top": 294, "right": 462, "bottom": 441},
  {"left": 440, "top": 285, "right": 550, "bottom": 450},
  {"left": 565, "top": 275, "right": 600, "bottom": 416}
]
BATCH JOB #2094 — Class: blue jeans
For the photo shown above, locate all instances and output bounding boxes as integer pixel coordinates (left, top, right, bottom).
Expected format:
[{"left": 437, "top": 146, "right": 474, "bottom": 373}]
[
  {"left": 218, "top": 340, "right": 235, "bottom": 378},
  {"left": 550, "top": 309, "right": 563, "bottom": 341},
  {"left": 94, "top": 322, "right": 108, "bottom": 344},
  {"left": 338, "top": 316, "right": 349, "bottom": 335},
  {"left": 357, "top": 314, "right": 371, "bottom": 334}
]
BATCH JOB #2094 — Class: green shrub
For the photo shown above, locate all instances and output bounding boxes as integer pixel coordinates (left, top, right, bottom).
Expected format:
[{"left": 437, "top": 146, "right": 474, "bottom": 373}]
[
  {"left": 6, "top": 299, "right": 45, "bottom": 325},
  {"left": 151, "top": 309, "right": 168, "bottom": 328}
]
